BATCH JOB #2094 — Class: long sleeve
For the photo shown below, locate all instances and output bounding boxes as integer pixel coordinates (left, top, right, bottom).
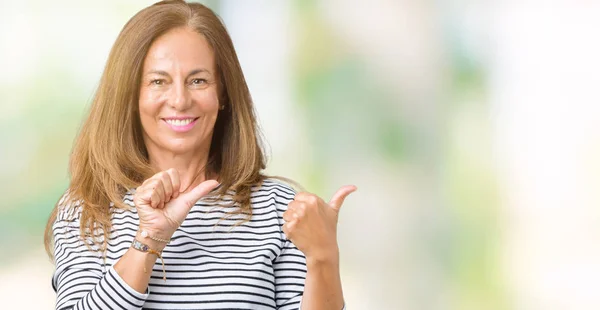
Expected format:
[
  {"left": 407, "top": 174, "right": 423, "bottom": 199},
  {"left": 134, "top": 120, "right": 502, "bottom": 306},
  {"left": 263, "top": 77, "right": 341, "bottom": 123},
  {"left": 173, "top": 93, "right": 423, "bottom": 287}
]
[
  {"left": 268, "top": 180, "right": 347, "bottom": 310},
  {"left": 273, "top": 239, "right": 307, "bottom": 310},
  {"left": 52, "top": 207, "right": 149, "bottom": 310},
  {"left": 268, "top": 181, "right": 307, "bottom": 310}
]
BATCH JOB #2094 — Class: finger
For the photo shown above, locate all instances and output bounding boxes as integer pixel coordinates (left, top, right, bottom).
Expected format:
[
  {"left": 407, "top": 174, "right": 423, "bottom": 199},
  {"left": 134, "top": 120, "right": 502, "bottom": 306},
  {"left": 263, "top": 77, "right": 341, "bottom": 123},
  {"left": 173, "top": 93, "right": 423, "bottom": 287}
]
[
  {"left": 282, "top": 222, "right": 288, "bottom": 236},
  {"left": 294, "top": 192, "right": 320, "bottom": 205},
  {"left": 282, "top": 221, "right": 296, "bottom": 239},
  {"left": 152, "top": 179, "right": 166, "bottom": 207},
  {"left": 328, "top": 185, "right": 357, "bottom": 211},
  {"left": 150, "top": 188, "right": 162, "bottom": 208},
  {"left": 159, "top": 172, "right": 174, "bottom": 203},
  {"left": 282, "top": 210, "right": 296, "bottom": 222},
  {"left": 137, "top": 177, "right": 164, "bottom": 208},
  {"left": 287, "top": 201, "right": 306, "bottom": 218},
  {"left": 167, "top": 168, "right": 181, "bottom": 199},
  {"left": 135, "top": 187, "right": 153, "bottom": 207},
  {"left": 180, "top": 180, "right": 219, "bottom": 210},
  {"left": 287, "top": 200, "right": 299, "bottom": 212}
]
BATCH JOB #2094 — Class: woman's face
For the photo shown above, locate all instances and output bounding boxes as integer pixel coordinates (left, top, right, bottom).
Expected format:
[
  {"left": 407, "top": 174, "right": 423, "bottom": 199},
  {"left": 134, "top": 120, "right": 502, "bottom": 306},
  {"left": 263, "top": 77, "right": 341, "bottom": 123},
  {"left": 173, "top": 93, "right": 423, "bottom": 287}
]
[{"left": 139, "top": 27, "right": 220, "bottom": 159}]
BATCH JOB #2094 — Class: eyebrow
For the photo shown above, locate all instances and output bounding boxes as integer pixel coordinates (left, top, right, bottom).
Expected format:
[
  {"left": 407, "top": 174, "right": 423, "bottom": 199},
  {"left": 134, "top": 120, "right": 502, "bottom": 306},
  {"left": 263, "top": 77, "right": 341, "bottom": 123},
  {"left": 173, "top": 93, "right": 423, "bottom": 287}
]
[{"left": 145, "top": 69, "right": 211, "bottom": 77}]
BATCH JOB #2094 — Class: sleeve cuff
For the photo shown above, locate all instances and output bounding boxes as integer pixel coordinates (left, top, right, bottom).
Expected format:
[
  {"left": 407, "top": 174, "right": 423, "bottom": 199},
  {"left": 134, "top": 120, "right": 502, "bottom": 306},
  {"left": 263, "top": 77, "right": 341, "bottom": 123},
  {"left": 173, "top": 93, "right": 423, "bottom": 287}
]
[{"left": 106, "top": 265, "right": 150, "bottom": 302}]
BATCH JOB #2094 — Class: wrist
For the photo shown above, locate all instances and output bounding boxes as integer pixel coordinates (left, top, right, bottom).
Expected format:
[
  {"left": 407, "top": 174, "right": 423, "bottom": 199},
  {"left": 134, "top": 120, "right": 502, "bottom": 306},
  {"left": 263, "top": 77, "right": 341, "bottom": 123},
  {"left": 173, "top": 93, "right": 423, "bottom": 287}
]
[
  {"left": 129, "top": 238, "right": 168, "bottom": 282},
  {"left": 136, "top": 230, "right": 168, "bottom": 251},
  {"left": 306, "top": 248, "right": 340, "bottom": 267}
]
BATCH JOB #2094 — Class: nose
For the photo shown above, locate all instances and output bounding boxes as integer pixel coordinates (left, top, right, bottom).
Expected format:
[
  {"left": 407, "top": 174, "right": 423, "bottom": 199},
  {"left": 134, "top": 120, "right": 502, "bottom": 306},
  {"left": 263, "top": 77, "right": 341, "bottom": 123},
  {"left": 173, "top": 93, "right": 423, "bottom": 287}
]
[{"left": 168, "top": 82, "right": 192, "bottom": 111}]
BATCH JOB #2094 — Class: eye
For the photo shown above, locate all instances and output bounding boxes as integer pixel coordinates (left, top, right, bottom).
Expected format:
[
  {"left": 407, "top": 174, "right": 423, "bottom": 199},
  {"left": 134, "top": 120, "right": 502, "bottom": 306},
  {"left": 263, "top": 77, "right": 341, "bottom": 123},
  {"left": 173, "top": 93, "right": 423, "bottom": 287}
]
[
  {"left": 150, "top": 79, "right": 164, "bottom": 86},
  {"left": 190, "top": 78, "right": 207, "bottom": 85}
]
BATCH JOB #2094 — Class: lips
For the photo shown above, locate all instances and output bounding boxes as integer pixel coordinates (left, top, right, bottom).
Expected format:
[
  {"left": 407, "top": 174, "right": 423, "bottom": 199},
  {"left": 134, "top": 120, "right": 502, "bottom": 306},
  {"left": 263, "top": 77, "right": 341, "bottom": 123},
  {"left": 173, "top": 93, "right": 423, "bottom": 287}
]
[
  {"left": 164, "top": 118, "right": 195, "bottom": 126},
  {"left": 162, "top": 117, "right": 199, "bottom": 133}
]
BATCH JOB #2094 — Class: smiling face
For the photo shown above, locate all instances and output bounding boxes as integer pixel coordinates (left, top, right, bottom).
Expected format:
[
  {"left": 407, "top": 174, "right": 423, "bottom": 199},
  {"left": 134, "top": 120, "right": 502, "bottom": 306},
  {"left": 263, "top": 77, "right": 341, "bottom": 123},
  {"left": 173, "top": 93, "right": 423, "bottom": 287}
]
[{"left": 138, "top": 27, "right": 220, "bottom": 160}]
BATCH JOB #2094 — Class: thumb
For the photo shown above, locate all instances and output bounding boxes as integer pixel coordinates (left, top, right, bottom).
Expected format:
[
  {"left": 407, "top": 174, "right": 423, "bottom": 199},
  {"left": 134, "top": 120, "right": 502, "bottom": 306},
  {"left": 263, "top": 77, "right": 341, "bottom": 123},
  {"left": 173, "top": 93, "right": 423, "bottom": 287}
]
[
  {"left": 180, "top": 180, "right": 220, "bottom": 209},
  {"left": 328, "top": 185, "right": 357, "bottom": 212}
]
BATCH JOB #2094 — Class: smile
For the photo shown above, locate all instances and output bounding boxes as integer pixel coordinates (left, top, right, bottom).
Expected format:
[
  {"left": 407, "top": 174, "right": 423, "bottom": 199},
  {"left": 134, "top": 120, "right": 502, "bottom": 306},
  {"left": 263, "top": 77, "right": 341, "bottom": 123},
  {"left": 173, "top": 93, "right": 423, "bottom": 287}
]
[{"left": 162, "top": 117, "right": 199, "bottom": 133}]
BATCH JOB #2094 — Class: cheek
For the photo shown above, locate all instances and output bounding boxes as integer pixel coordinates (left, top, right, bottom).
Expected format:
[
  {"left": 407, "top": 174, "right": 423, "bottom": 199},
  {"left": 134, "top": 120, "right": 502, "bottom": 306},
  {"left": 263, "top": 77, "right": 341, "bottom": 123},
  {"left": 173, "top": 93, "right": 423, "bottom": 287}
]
[
  {"left": 138, "top": 89, "right": 163, "bottom": 118},
  {"left": 194, "top": 89, "right": 220, "bottom": 112}
]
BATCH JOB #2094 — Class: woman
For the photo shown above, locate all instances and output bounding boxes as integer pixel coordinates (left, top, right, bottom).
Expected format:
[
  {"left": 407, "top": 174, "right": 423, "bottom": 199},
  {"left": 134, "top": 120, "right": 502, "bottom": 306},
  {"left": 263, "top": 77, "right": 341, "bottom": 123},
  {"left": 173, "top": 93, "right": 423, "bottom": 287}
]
[{"left": 44, "top": 1, "right": 355, "bottom": 309}]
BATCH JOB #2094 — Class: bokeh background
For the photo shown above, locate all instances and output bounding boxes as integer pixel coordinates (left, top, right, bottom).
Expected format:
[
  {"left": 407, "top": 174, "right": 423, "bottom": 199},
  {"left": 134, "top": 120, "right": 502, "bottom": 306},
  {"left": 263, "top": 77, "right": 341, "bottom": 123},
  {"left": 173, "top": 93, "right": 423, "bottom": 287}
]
[{"left": 1, "top": 0, "right": 600, "bottom": 309}]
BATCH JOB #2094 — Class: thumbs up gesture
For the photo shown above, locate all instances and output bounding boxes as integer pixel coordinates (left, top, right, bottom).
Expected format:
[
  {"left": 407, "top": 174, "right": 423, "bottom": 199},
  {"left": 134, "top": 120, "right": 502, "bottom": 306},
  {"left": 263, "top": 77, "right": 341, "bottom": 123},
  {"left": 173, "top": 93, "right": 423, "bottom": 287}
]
[
  {"left": 133, "top": 168, "right": 219, "bottom": 249},
  {"left": 282, "top": 185, "right": 357, "bottom": 263}
]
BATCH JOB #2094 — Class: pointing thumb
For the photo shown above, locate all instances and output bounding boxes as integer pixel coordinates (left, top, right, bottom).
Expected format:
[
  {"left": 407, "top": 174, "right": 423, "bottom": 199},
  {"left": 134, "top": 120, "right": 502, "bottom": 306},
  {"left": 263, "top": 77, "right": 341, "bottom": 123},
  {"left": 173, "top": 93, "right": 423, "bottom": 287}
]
[
  {"left": 328, "top": 185, "right": 357, "bottom": 212},
  {"left": 180, "top": 180, "right": 220, "bottom": 210}
]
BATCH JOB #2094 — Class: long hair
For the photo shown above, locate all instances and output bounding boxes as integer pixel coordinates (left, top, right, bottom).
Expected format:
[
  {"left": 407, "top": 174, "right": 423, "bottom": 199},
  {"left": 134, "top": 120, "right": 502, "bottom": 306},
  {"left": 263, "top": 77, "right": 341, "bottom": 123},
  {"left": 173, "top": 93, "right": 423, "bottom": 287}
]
[{"left": 44, "top": 0, "right": 267, "bottom": 258}]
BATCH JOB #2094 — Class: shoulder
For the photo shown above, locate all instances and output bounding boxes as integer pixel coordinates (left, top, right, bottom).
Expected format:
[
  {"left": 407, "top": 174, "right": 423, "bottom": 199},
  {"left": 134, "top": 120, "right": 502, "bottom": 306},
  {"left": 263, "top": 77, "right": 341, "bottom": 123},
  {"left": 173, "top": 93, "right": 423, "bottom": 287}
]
[
  {"left": 52, "top": 192, "right": 86, "bottom": 250},
  {"left": 249, "top": 178, "right": 297, "bottom": 212},
  {"left": 55, "top": 191, "right": 83, "bottom": 224},
  {"left": 254, "top": 178, "right": 296, "bottom": 198}
]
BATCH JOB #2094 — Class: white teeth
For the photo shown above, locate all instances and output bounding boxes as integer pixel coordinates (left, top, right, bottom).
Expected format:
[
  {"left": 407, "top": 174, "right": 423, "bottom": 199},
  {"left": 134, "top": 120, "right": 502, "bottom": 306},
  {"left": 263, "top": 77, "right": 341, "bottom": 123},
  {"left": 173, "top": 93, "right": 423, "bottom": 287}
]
[{"left": 166, "top": 119, "right": 193, "bottom": 126}]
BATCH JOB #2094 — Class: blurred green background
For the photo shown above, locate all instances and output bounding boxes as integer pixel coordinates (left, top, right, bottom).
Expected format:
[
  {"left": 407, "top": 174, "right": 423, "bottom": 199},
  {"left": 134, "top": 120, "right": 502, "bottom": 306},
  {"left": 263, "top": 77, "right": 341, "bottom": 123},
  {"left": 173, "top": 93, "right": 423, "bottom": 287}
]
[{"left": 1, "top": 1, "right": 600, "bottom": 309}]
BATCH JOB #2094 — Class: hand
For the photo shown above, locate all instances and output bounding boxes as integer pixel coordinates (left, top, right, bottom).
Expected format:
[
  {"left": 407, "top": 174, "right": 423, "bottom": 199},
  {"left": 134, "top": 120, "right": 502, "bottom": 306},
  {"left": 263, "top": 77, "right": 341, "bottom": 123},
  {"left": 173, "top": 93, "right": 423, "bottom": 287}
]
[
  {"left": 133, "top": 168, "right": 219, "bottom": 247},
  {"left": 282, "top": 185, "right": 356, "bottom": 263}
]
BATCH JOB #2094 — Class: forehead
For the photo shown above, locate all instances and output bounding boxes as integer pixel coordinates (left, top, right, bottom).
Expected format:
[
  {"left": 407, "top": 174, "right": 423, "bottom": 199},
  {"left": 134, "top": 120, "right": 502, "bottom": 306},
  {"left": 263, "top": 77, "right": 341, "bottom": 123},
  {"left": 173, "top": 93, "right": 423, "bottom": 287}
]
[{"left": 143, "top": 27, "right": 215, "bottom": 72}]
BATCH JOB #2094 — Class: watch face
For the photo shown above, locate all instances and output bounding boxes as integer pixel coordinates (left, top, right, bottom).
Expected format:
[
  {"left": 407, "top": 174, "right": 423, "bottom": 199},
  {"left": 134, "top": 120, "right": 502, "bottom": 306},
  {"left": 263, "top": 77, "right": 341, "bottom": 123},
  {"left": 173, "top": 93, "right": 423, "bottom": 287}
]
[{"left": 133, "top": 239, "right": 149, "bottom": 252}]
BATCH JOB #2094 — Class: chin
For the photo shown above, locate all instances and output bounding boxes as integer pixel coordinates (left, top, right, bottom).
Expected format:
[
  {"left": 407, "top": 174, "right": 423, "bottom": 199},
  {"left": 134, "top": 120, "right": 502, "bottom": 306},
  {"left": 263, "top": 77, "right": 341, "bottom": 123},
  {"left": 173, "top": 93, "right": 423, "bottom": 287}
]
[{"left": 163, "top": 142, "right": 196, "bottom": 154}]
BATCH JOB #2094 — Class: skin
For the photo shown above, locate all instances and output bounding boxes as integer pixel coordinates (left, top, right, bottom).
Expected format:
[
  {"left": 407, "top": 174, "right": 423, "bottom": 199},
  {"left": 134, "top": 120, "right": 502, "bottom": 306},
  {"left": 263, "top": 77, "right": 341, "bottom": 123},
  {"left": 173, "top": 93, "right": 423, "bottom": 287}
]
[
  {"left": 138, "top": 26, "right": 220, "bottom": 189},
  {"left": 284, "top": 186, "right": 357, "bottom": 310},
  {"left": 114, "top": 26, "right": 356, "bottom": 310},
  {"left": 115, "top": 26, "right": 221, "bottom": 294}
]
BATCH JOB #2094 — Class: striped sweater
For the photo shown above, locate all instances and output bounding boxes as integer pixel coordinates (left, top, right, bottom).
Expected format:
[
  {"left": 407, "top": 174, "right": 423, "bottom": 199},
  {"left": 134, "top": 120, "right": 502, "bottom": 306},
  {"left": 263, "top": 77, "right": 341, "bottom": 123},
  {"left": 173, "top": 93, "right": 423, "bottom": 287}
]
[{"left": 52, "top": 179, "right": 308, "bottom": 310}]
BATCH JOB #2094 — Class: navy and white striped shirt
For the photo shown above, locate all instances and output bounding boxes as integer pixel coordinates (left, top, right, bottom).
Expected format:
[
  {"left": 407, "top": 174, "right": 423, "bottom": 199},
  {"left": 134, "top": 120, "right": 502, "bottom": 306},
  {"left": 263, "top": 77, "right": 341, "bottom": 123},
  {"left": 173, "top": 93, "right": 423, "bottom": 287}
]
[{"left": 52, "top": 179, "right": 307, "bottom": 310}]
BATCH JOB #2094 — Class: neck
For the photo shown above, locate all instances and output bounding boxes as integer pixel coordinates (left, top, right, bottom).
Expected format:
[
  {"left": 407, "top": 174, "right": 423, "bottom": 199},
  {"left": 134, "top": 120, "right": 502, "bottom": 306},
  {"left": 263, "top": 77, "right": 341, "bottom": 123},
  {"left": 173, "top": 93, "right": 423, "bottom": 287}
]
[{"left": 147, "top": 147, "right": 213, "bottom": 193}]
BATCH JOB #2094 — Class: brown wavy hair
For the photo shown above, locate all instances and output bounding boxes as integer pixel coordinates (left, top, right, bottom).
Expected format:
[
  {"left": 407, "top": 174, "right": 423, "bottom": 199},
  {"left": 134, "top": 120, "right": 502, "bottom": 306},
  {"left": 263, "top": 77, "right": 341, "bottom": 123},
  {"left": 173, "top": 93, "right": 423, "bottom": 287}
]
[{"left": 44, "top": 0, "right": 268, "bottom": 258}]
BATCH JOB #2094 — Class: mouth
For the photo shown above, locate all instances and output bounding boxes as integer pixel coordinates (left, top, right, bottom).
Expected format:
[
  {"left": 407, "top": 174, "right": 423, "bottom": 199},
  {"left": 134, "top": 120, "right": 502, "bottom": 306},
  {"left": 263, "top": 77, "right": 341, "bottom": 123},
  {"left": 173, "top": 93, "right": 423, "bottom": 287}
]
[{"left": 162, "top": 117, "right": 199, "bottom": 133}]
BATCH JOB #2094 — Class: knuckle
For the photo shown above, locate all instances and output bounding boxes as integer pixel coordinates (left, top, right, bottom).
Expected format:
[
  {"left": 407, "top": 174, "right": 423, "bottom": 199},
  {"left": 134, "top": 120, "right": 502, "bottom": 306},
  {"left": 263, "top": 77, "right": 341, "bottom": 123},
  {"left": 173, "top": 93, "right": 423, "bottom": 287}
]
[
  {"left": 283, "top": 224, "right": 294, "bottom": 235},
  {"left": 147, "top": 179, "right": 159, "bottom": 187},
  {"left": 288, "top": 202, "right": 299, "bottom": 210},
  {"left": 158, "top": 172, "right": 167, "bottom": 180}
]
